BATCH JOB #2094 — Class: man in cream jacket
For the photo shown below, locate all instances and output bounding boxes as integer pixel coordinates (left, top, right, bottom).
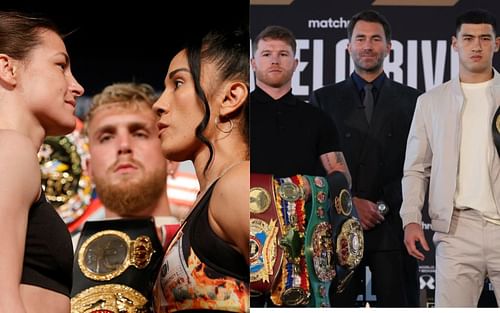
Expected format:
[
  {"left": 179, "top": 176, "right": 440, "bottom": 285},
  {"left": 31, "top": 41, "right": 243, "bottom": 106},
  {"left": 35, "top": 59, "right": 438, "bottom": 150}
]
[{"left": 401, "top": 9, "right": 500, "bottom": 307}]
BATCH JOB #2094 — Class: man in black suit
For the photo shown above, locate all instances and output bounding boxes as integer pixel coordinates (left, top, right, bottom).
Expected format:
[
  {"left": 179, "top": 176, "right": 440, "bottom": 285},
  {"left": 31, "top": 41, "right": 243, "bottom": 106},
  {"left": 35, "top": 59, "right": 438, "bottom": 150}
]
[{"left": 310, "top": 10, "right": 422, "bottom": 307}]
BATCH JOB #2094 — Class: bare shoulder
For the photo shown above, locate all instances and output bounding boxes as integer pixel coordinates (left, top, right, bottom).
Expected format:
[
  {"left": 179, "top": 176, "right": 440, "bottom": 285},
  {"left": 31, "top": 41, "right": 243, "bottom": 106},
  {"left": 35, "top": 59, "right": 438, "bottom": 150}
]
[
  {"left": 0, "top": 130, "right": 40, "bottom": 202},
  {"left": 215, "top": 161, "right": 250, "bottom": 194},
  {"left": 211, "top": 161, "right": 249, "bottom": 217},
  {"left": 209, "top": 161, "right": 249, "bottom": 256}
]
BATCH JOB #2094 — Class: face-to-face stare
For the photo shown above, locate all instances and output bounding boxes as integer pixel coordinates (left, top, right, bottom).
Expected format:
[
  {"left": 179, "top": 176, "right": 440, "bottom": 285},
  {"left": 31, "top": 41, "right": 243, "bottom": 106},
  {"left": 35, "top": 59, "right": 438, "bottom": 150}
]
[
  {"left": 251, "top": 38, "right": 297, "bottom": 89},
  {"left": 453, "top": 23, "right": 500, "bottom": 79},
  {"left": 348, "top": 20, "right": 391, "bottom": 75},
  {"left": 87, "top": 104, "right": 168, "bottom": 215},
  {"left": 18, "top": 29, "right": 84, "bottom": 136},
  {"left": 153, "top": 49, "right": 218, "bottom": 162}
]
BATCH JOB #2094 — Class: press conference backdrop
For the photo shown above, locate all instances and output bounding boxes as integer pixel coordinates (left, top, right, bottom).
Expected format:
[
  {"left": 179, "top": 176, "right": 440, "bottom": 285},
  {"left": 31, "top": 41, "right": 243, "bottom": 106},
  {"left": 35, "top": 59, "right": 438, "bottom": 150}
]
[{"left": 251, "top": 0, "right": 500, "bottom": 307}]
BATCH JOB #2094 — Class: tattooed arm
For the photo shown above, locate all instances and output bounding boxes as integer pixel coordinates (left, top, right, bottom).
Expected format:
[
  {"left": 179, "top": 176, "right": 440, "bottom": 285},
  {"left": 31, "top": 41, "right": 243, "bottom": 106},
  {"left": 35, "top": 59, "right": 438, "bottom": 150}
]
[
  {"left": 321, "top": 150, "right": 385, "bottom": 230},
  {"left": 319, "top": 151, "right": 352, "bottom": 189}
]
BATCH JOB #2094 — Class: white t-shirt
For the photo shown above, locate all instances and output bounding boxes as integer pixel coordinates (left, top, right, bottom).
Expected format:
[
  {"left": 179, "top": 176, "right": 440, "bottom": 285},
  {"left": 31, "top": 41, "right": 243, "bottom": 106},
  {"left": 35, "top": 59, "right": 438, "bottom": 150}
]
[{"left": 454, "top": 79, "right": 498, "bottom": 220}]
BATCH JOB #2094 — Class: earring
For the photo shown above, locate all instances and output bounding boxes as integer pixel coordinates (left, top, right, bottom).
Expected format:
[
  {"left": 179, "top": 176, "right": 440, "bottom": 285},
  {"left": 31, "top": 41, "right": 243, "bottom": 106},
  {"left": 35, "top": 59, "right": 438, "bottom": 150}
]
[{"left": 215, "top": 116, "right": 234, "bottom": 134}]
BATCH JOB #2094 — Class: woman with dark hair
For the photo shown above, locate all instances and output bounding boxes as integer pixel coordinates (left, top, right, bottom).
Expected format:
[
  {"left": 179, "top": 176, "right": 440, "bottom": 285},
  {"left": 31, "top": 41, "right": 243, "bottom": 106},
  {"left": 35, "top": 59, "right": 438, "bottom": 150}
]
[
  {"left": 153, "top": 28, "right": 249, "bottom": 312},
  {"left": 0, "top": 11, "right": 84, "bottom": 313}
]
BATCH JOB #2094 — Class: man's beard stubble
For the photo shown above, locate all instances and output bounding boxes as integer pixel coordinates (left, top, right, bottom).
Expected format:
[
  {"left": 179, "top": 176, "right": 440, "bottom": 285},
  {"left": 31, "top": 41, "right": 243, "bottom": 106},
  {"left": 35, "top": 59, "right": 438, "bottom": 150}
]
[
  {"left": 94, "top": 170, "right": 167, "bottom": 217},
  {"left": 354, "top": 53, "right": 385, "bottom": 74}
]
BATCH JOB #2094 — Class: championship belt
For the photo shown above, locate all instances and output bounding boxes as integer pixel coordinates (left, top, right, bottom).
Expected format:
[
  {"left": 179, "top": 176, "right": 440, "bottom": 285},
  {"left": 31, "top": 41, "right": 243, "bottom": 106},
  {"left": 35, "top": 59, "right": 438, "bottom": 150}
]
[
  {"left": 38, "top": 127, "right": 92, "bottom": 225},
  {"left": 303, "top": 175, "right": 335, "bottom": 307},
  {"left": 71, "top": 218, "right": 163, "bottom": 313},
  {"left": 272, "top": 176, "right": 310, "bottom": 306},
  {"left": 493, "top": 105, "right": 500, "bottom": 157},
  {"left": 249, "top": 173, "right": 282, "bottom": 296},
  {"left": 326, "top": 172, "right": 364, "bottom": 294}
]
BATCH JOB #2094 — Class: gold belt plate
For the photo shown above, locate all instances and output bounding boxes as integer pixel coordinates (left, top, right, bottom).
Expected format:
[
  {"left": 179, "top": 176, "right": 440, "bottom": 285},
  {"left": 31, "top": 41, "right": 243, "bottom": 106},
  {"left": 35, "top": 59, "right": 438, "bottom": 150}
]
[{"left": 78, "top": 230, "right": 154, "bottom": 281}]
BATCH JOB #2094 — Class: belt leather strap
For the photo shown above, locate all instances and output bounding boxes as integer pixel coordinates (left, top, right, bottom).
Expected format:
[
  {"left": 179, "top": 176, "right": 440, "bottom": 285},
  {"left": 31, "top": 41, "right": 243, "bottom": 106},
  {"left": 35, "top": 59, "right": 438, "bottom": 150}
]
[
  {"left": 250, "top": 173, "right": 283, "bottom": 296},
  {"left": 326, "top": 172, "right": 364, "bottom": 294},
  {"left": 303, "top": 175, "right": 335, "bottom": 307},
  {"left": 273, "top": 176, "right": 310, "bottom": 306}
]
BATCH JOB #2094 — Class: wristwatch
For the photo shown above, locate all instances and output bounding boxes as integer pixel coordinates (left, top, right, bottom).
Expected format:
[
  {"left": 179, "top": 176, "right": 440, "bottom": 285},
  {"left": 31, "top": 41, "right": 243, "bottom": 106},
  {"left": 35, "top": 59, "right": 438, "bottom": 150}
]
[{"left": 377, "top": 201, "right": 389, "bottom": 216}]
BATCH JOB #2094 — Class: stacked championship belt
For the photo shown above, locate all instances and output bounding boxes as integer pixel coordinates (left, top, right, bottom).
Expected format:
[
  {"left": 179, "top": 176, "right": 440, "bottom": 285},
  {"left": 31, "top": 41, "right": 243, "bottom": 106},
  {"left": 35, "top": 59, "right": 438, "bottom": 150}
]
[
  {"left": 272, "top": 175, "right": 310, "bottom": 306},
  {"left": 71, "top": 218, "right": 163, "bottom": 313},
  {"left": 249, "top": 174, "right": 283, "bottom": 299},
  {"left": 326, "top": 172, "right": 364, "bottom": 294},
  {"left": 249, "top": 173, "right": 338, "bottom": 307},
  {"left": 302, "top": 175, "right": 335, "bottom": 307}
]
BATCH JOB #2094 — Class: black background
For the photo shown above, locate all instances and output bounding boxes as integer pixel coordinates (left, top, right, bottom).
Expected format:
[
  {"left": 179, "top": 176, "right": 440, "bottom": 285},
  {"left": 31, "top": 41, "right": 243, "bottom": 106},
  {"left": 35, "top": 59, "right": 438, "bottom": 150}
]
[{"left": 2, "top": 1, "right": 249, "bottom": 96}]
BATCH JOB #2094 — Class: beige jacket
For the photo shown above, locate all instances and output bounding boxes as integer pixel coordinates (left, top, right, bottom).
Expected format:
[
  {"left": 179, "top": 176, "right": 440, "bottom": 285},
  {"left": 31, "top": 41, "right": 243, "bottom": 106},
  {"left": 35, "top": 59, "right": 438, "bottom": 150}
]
[{"left": 401, "top": 69, "right": 500, "bottom": 233}]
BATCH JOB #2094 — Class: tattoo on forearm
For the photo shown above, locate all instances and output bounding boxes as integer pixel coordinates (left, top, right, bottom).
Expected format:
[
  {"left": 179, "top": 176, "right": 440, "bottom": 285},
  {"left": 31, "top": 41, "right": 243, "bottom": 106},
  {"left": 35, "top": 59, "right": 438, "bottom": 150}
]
[
  {"left": 334, "top": 152, "right": 345, "bottom": 167},
  {"left": 320, "top": 151, "right": 352, "bottom": 189}
]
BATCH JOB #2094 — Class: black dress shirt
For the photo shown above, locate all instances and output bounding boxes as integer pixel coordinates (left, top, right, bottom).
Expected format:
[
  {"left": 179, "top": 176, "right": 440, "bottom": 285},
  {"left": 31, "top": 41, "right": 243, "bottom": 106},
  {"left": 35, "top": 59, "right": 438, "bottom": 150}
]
[{"left": 250, "top": 86, "right": 340, "bottom": 177}]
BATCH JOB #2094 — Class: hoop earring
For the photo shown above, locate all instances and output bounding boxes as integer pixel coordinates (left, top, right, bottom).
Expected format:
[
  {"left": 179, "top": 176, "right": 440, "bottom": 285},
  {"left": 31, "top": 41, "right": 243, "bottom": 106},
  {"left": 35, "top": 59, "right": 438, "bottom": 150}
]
[{"left": 215, "top": 116, "right": 234, "bottom": 134}]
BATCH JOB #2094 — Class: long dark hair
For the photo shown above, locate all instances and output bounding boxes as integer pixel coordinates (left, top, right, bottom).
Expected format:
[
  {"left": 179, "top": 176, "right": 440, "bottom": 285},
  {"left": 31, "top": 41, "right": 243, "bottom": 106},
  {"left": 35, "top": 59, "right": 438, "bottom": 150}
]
[{"left": 186, "top": 27, "right": 249, "bottom": 175}]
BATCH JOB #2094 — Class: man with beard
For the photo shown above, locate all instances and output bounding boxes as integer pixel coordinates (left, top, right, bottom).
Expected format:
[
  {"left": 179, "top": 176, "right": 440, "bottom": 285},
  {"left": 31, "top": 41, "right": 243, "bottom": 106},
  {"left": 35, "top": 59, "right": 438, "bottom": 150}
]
[
  {"left": 71, "top": 82, "right": 180, "bottom": 247},
  {"left": 310, "top": 10, "right": 422, "bottom": 307},
  {"left": 70, "top": 82, "right": 180, "bottom": 311}
]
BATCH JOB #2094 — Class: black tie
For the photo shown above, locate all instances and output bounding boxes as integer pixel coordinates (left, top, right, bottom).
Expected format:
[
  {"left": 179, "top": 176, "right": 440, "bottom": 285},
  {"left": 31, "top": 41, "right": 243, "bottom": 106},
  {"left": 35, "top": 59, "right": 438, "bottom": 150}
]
[{"left": 363, "top": 83, "right": 374, "bottom": 124}]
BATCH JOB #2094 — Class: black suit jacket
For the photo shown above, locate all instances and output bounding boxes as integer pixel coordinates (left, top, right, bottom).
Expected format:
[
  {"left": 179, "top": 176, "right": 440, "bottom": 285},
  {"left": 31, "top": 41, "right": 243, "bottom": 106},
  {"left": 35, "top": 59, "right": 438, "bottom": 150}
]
[{"left": 311, "top": 76, "right": 422, "bottom": 251}]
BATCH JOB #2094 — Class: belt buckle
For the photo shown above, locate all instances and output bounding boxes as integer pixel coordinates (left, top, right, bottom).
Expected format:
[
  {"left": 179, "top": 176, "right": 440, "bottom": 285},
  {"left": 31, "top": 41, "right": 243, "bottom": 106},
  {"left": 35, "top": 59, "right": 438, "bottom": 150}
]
[
  {"left": 336, "top": 218, "right": 364, "bottom": 270},
  {"left": 78, "top": 230, "right": 155, "bottom": 281},
  {"left": 334, "top": 189, "right": 353, "bottom": 216},
  {"left": 312, "top": 222, "right": 336, "bottom": 282},
  {"left": 281, "top": 287, "right": 310, "bottom": 306},
  {"left": 71, "top": 284, "right": 148, "bottom": 313},
  {"left": 278, "top": 181, "right": 304, "bottom": 202},
  {"left": 250, "top": 187, "right": 271, "bottom": 214},
  {"left": 250, "top": 218, "right": 278, "bottom": 284}
]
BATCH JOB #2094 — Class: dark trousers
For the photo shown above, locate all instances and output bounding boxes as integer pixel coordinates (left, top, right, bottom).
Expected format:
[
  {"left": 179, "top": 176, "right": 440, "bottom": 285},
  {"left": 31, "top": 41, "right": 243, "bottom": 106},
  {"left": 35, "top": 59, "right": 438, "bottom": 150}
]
[
  {"left": 250, "top": 293, "right": 278, "bottom": 308},
  {"left": 331, "top": 249, "right": 419, "bottom": 307}
]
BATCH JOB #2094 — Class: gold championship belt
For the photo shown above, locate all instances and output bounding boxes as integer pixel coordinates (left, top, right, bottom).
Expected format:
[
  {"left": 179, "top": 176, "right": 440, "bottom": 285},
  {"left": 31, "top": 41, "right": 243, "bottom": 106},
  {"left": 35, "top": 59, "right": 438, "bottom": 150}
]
[
  {"left": 71, "top": 218, "right": 163, "bottom": 313},
  {"left": 326, "top": 172, "right": 364, "bottom": 294},
  {"left": 38, "top": 127, "right": 92, "bottom": 225},
  {"left": 336, "top": 219, "right": 364, "bottom": 267},
  {"left": 249, "top": 174, "right": 283, "bottom": 297},
  {"left": 303, "top": 175, "right": 335, "bottom": 307},
  {"left": 272, "top": 175, "right": 310, "bottom": 306}
]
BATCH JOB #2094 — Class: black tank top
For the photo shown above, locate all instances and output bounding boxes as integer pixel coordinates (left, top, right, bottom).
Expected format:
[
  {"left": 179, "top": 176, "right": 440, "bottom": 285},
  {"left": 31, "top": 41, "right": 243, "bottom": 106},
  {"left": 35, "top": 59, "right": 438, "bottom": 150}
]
[
  {"left": 157, "top": 181, "right": 249, "bottom": 312},
  {"left": 21, "top": 190, "right": 73, "bottom": 296}
]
